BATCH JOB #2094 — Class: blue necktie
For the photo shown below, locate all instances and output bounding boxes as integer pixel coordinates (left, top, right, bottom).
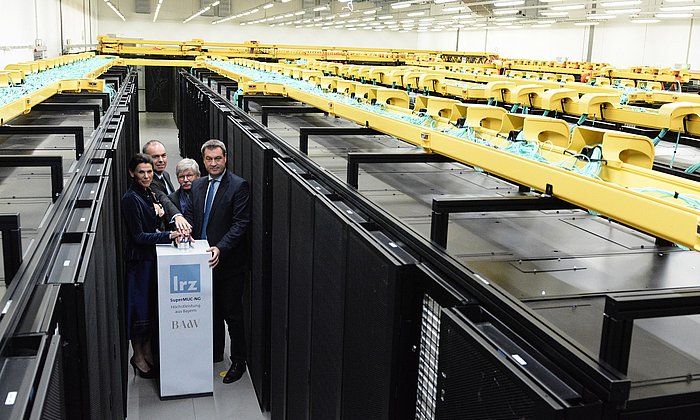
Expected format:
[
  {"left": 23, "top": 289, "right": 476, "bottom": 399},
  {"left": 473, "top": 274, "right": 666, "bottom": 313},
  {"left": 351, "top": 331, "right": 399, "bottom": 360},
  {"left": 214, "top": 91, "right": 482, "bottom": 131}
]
[{"left": 201, "top": 179, "right": 217, "bottom": 240}]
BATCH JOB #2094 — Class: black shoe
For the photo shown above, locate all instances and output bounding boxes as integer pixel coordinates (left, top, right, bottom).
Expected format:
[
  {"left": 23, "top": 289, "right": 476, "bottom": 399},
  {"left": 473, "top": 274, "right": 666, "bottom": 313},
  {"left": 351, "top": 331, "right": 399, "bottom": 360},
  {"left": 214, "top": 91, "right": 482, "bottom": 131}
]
[
  {"left": 223, "top": 361, "right": 246, "bottom": 384},
  {"left": 130, "top": 357, "right": 156, "bottom": 379}
]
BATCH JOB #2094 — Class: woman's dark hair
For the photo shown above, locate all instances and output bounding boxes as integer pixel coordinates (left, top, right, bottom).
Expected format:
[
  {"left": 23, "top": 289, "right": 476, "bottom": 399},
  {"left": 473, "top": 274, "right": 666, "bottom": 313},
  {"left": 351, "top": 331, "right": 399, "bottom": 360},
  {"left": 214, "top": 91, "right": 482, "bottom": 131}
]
[{"left": 128, "top": 153, "right": 154, "bottom": 173}]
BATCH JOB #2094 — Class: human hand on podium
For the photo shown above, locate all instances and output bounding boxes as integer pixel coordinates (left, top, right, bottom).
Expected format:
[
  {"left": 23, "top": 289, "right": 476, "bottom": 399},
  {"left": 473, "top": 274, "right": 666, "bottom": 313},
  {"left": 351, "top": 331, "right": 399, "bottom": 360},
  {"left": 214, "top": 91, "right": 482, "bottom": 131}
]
[
  {"left": 207, "top": 246, "right": 220, "bottom": 268},
  {"left": 173, "top": 215, "right": 192, "bottom": 236}
]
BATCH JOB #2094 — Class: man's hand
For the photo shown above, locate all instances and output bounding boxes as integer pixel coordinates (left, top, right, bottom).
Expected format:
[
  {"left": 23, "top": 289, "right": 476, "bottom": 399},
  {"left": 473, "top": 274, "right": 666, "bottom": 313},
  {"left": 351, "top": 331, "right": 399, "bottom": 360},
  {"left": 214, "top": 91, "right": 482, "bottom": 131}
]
[
  {"left": 174, "top": 215, "right": 192, "bottom": 235},
  {"left": 207, "top": 246, "right": 220, "bottom": 268}
]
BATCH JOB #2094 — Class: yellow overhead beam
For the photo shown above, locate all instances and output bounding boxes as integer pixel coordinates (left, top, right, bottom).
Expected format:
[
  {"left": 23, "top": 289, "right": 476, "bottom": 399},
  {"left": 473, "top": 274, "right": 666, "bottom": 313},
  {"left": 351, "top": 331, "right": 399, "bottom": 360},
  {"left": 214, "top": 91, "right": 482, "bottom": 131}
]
[{"left": 204, "top": 59, "right": 700, "bottom": 250}]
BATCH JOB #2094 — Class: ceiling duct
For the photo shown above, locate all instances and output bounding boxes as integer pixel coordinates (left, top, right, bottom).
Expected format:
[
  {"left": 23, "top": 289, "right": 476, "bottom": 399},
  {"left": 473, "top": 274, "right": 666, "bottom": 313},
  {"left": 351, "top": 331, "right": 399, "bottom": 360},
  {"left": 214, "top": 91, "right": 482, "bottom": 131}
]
[
  {"left": 218, "top": 0, "right": 231, "bottom": 15},
  {"left": 201, "top": 0, "right": 230, "bottom": 16},
  {"left": 135, "top": 0, "right": 151, "bottom": 13},
  {"left": 466, "top": 1, "right": 495, "bottom": 17}
]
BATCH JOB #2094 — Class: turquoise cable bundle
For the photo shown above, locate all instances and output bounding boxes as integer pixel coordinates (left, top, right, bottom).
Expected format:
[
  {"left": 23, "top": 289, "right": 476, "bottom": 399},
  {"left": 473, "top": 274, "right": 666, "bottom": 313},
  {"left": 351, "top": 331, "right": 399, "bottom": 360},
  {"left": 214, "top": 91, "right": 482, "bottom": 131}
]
[{"left": 0, "top": 56, "right": 116, "bottom": 107}]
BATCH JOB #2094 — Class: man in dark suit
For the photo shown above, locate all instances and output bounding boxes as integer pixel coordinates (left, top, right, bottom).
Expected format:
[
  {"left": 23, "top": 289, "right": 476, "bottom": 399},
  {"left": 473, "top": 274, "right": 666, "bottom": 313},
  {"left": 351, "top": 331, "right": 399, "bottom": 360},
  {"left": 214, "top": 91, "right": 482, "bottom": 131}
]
[
  {"left": 143, "top": 140, "right": 176, "bottom": 196},
  {"left": 184, "top": 139, "right": 250, "bottom": 384},
  {"left": 168, "top": 158, "right": 200, "bottom": 214},
  {"left": 143, "top": 140, "right": 190, "bottom": 233}
]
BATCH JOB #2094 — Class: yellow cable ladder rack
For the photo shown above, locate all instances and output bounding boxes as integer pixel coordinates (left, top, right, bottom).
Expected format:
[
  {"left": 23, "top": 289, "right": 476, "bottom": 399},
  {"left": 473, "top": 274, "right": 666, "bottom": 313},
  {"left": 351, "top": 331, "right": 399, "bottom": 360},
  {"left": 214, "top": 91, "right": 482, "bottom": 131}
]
[{"left": 203, "top": 57, "right": 700, "bottom": 251}]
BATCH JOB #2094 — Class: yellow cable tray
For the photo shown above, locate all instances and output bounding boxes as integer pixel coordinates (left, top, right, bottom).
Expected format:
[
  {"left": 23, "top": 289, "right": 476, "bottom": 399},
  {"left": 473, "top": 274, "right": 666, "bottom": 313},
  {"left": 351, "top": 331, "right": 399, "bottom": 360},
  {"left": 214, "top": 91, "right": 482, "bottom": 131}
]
[{"left": 206, "top": 58, "right": 700, "bottom": 251}]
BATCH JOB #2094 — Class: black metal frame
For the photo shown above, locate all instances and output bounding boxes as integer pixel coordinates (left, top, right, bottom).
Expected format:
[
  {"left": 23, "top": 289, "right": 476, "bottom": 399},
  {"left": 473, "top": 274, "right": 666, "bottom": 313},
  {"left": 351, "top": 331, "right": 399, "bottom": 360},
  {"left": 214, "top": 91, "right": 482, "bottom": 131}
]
[
  {"left": 600, "top": 290, "right": 700, "bottom": 375},
  {"left": 49, "top": 93, "right": 110, "bottom": 111},
  {"left": 0, "top": 156, "right": 63, "bottom": 202},
  {"left": 236, "top": 95, "right": 288, "bottom": 112},
  {"left": 260, "top": 106, "right": 327, "bottom": 127},
  {"left": 32, "top": 103, "right": 102, "bottom": 129},
  {"left": 429, "top": 195, "right": 579, "bottom": 248},
  {"left": 298, "top": 127, "right": 378, "bottom": 155},
  {"left": 345, "top": 151, "right": 453, "bottom": 188},
  {"left": 0, "top": 125, "right": 85, "bottom": 159}
]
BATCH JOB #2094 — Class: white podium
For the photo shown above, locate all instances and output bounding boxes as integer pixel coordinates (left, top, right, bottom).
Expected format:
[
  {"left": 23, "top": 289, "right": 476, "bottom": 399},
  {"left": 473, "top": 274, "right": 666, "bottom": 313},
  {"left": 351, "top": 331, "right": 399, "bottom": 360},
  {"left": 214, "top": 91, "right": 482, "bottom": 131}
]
[{"left": 156, "top": 241, "right": 213, "bottom": 399}]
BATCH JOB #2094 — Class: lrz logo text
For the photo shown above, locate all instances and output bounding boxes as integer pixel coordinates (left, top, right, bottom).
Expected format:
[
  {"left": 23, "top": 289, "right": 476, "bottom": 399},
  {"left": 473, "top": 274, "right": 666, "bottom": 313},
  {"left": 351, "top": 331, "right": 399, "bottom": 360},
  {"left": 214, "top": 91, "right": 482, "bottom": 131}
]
[{"left": 170, "top": 264, "right": 201, "bottom": 294}]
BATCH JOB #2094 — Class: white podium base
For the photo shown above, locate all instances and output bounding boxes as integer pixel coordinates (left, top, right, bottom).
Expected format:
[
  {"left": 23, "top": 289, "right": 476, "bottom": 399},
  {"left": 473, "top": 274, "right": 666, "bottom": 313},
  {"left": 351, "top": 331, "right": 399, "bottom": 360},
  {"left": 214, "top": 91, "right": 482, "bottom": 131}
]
[{"left": 156, "top": 241, "right": 213, "bottom": 399}]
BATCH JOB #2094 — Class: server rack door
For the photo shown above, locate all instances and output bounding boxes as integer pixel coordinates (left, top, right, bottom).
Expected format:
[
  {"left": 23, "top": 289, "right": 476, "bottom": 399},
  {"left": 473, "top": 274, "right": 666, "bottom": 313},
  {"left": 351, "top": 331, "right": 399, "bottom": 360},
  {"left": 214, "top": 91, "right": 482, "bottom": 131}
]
[
  {"left": 270, "top": 159, "right": 292, "bottom": 420},
  {"left": 309, "top": 199, "right": 349, "bottom": 420}
]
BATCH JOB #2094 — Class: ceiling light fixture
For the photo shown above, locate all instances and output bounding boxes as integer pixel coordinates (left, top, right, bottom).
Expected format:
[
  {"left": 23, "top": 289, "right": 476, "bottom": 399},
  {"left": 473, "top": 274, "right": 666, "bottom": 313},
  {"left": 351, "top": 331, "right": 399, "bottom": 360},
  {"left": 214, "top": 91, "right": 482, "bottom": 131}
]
[
  {"left": 378, "top": 14, "right": 394, "bottom": 19},
  {"left": 313, "top": 4, "right": 329, "bottom": 11},
  {"left": 263, "top": 3, "right": 274, "bottom": 9},
  {"left": 407, "top": 11, "right": 426, "bottom": 16},
  {"left": 153, "top": 0, "right": 164, "bottom": 22},
  {"left": 494, "top": 0, "right": 524, "bottom": 6},
  {"left": 183, "top": 1, "right": 220, "bottom": 23},
  {"left": 575, "top": 21, "right": 599, "bottom": 25},
  {"left": 105, "top": 1, "right": 126, "bottom": 21},
  {"left": 493, "top": 9, "right": 519, "bottom": 15},
  {"left": 550, "top": 4, "right": 584, "bottom": 11},
  {"left": 659, "top": 5, "right": 700, "bottom": 11},
  {"left": 540, "top": 11, "right": 568, "bottom": 16},
  {"left": 605, "top": 7, "right": 641, "bottom": 13},
  {"left": 586, "top": 13, "right": 615, "bottom": 19},
  {"left": 630, "top": 17, "right": 660, "bottom": 22},
  {"left": 532, "top": 23, "right": 552, "bottom": 27},
  {"left": 392, "top": 0, "right": 420, "bottom": 9},
  {"left": 655, "top": 12, "right": 693, "bottom": 17},
  {"left": 600, "top": 0, "right": 640, "bottom": 6}
]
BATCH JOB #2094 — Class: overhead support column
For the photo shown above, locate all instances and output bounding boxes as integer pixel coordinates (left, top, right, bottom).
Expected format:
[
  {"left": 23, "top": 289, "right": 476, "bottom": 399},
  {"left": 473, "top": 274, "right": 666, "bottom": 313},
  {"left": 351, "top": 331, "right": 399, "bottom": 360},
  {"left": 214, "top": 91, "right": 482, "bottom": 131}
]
[
  {"left": 298, "top": 127, "right": 379, "bottom": 155},
  {"left": 0, "top": 125, "right": 85, "bottom": 159},
  {"left": 430, "top": 195, "right": 578, "bottom": 248},
  {"left": 345, "top": 151, "right": 453, "bottom": 188}
]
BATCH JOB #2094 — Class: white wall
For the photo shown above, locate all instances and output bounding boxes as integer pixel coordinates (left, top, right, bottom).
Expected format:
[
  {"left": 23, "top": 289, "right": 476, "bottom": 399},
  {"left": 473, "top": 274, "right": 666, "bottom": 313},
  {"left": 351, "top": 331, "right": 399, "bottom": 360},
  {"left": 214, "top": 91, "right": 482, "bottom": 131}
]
[
  {"left": 417, "top": 20, "right": 699, "bottom": 69},
  {"left": 0, "top": 0, "right": 97, "bottom": 68},
  {"left": 593, "top": 21, "right": 694, "bottom": 68}
]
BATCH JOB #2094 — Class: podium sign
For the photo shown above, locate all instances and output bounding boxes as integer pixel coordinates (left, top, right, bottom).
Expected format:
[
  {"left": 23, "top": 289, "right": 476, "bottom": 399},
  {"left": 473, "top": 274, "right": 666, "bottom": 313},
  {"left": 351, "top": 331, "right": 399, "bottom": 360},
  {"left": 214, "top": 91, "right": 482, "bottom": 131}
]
[{"left": 156, "top": 241, "right": 213, "bottom": 398}]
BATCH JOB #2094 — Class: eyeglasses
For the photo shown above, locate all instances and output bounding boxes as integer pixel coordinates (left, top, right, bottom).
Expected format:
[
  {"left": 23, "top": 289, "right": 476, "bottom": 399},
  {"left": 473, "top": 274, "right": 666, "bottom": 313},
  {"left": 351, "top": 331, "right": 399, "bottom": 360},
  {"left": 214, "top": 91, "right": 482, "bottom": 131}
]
[{"left": 177, "top": 173, "right": 196, "bottom": 180}]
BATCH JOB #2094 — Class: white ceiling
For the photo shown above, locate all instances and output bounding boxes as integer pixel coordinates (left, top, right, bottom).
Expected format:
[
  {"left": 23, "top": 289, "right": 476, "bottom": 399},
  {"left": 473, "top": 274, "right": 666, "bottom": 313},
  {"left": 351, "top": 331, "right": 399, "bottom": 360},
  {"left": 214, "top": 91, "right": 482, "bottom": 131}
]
[{"left": 101, "top": 0, "right": 699, "bottom": 32}]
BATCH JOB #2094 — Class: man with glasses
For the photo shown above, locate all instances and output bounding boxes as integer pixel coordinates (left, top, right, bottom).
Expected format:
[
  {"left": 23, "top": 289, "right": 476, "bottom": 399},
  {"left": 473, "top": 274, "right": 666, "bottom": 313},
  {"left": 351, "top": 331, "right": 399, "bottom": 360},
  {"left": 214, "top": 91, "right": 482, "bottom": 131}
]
[
  {"left": 168, "top": 158, "right": 200, "bottom": 214},
  {"left": 184, "top": 139, "right": 250, "bottom": 384}
]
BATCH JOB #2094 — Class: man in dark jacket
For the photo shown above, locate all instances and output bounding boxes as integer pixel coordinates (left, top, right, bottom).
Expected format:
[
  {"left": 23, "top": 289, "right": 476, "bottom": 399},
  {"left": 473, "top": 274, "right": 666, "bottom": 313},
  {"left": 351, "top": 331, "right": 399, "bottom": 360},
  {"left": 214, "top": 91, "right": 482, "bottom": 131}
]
[
  {"left": 143, "top": 140, "right": 176, "bottom": 196},
  {"left": 168, "top": 158, "right": 200, "bottom": 214},
  {"left": 142, "top": 140, "right": 190, "bottom": 233},
  {"left": 184, "top": 139, "right": 250, "bottom": 384}
]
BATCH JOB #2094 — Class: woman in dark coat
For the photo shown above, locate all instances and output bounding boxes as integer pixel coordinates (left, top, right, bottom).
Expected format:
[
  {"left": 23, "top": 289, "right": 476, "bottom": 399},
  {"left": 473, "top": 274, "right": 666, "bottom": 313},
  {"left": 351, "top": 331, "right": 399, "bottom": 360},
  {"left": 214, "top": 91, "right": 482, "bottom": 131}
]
[{"left": 122, "top": 153, "right": 181, "bottom": 378}]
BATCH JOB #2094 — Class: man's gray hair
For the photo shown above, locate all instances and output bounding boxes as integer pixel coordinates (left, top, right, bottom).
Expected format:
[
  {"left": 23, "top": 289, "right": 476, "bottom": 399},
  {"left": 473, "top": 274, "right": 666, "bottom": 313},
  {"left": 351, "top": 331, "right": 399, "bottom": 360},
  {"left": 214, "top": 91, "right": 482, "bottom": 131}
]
[
  {"left": 175, "top": 158, "right": 200, "bottom": 176},
  {"left": 201, "top": 139, "right": 227, "bottom": 156},
  {"left": 142, "top": 139, "right": 165, "bottom": 154}
]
